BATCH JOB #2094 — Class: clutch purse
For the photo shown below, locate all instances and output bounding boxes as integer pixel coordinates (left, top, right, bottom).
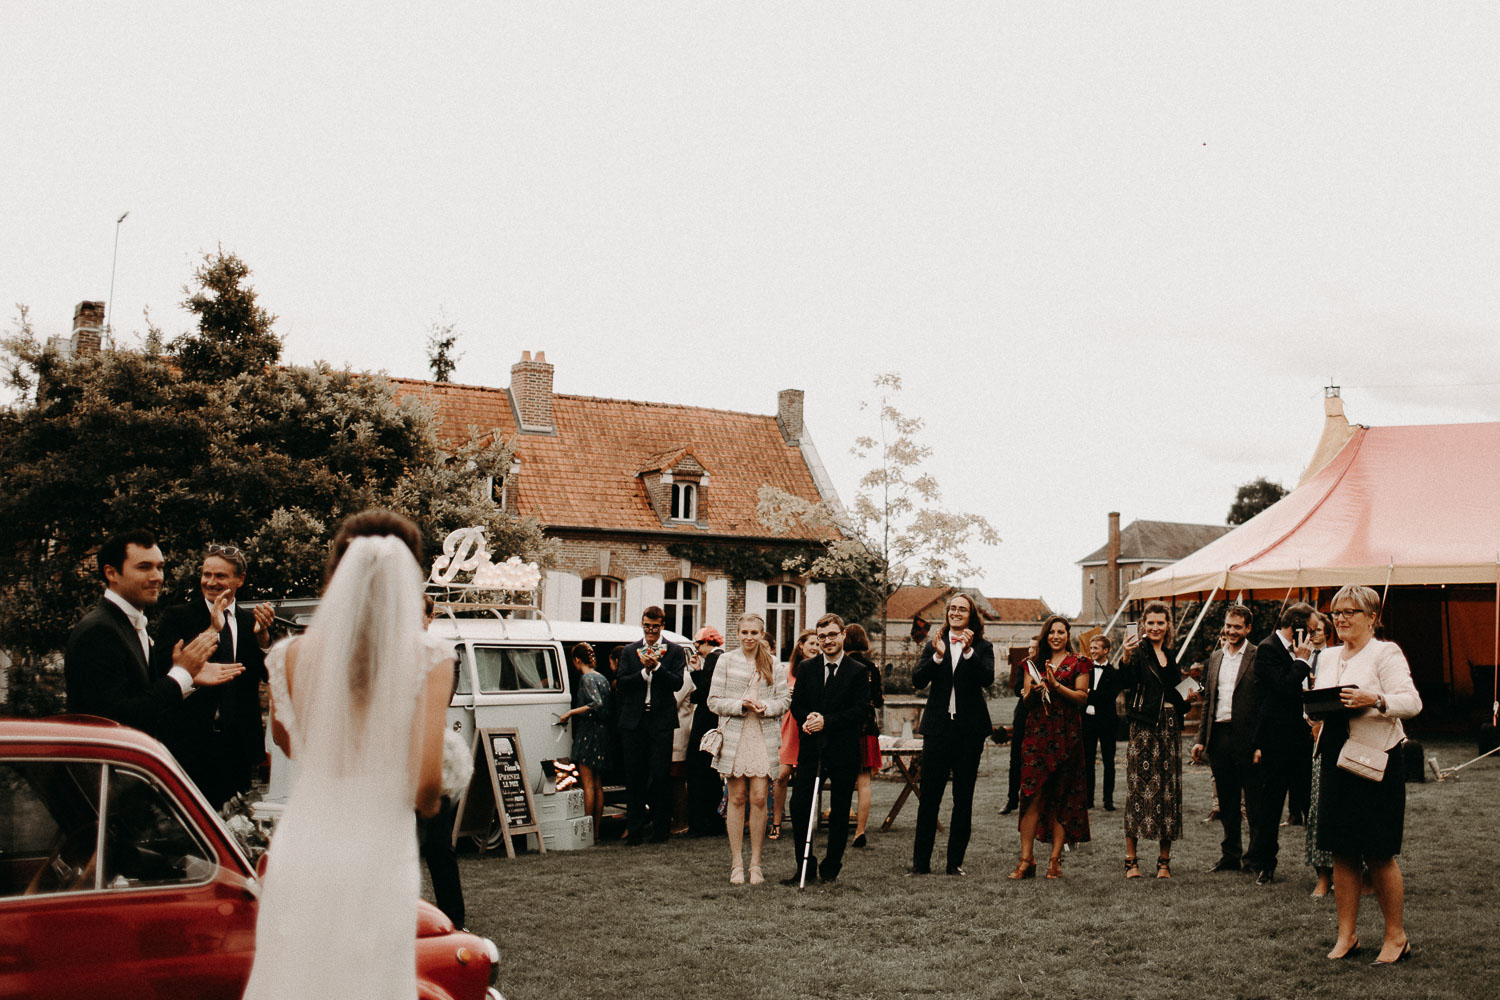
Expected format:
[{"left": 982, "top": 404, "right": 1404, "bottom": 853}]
[
  {"left": 699, "top": 728, "right": 724, "bottom": 760},
  {"left": 1302, "top": 685, "right": 1358, "bottom": 720},
  {"left": 1336, "top": 736, "right": 1388, "bottom": 781}
]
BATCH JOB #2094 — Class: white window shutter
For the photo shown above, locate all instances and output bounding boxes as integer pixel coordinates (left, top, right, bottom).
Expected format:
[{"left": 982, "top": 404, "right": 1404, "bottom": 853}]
[
  {"left": 624, "top": 576, "right": 667, "bottom": 625},
  {"left": 743, "top": 580, "right": 767, "bottom": 621},
  {"left": 541, "top": 570, "right": 582, "bottom": 619},
  {"left": 805, "top": 582, "right": 826, "bottom": 626},
  {"left": 705, "top": 578, "right": 729, "bottom": 639}
]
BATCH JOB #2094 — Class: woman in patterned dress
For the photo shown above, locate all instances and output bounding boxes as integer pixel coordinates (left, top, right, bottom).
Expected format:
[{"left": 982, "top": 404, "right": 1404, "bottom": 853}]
[
  {"left": 557, "top": 642, "right": 611, "bottom": 838},
  {"left": 707, "top": 614, "right": 791, "bottom": 884},
  {"left": 1009, "top": 615, "right": 1091, "bottom": 879},
  {"left": 1119, "top": 602, "right": 1186, "bottom": 879}
]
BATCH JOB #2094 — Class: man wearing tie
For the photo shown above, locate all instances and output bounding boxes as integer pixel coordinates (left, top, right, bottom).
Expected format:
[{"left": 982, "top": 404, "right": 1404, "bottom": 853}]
[
  {"left": 1191, "top": 604, "right": 1261, "bottom": 876},
  {"left": 152, "top": 543, "right": 274, "bottom": 807},
  {"left": 616, "top": 606, "right": 687, "bottom": 844},
  {"left": 1249, "top": 602, "right": 1317, "bottom": 884},
  {"left": 65, "top": 529, "right": 236, "bottom": 739},
  {"left": 909, "top": 594, "right": 994, "bottom": 876},
  {"left": 784, "top": 613, "right": 870, "bottom": 885},
  {"left": 1082, "top": 634, "right": 1122, "bottom": 811}
]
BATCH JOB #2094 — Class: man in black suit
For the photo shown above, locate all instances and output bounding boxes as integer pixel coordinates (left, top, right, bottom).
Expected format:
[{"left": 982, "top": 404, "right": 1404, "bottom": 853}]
[
  {"left": 685, "top": 626, "right": 726, "bottom": 837},
  {"left": 151, "top": 543, "right": 274, "bottom": 808},
  {"left": 909, "top": 594, "right": 994, "bottom": 876},
  {"left": 1082, "top": 634, "right": 1122, "bottom": 811},
  {"left": 1249, "top": 602, "right": 1316, "bottom": 884},
  {"left": 784, "top": 613, "right": 869, "bottom": 885},
  {"left": 615, "top": 606, "right": 687, "bottom": 844},
  {"left": 65, "top": 529, "right": 236, "bottom": 738},
  {"left": 1191, "top": 604, "right": 1262, "bottom": 876},
  {"left": 1001, "top": 639, "right": 1037, "bottom": 815}
]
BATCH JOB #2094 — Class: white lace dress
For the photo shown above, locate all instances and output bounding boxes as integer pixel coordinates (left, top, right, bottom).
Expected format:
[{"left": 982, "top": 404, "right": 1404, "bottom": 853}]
[{"left": 242, "top": 633, "right": 448, "bottom": 1000}]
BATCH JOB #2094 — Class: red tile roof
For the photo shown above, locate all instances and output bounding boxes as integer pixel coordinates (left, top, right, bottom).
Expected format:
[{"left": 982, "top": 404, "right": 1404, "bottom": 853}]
[
  {"left": 885, "top": 587, "right": 1053, "bottom": 624},
  {"left": 885, "top": 586, "right": 951, "bottom": 622},
  {"left": 987, "top": 597, "right": 1053, "bottom": 622},
  {"left": 391, "top": 378, "right": 829, "bottom": 540}
]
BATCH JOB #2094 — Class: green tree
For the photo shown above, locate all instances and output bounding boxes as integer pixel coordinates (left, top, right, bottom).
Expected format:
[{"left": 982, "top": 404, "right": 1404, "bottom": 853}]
[
  {"left": 1228, "top": 476, "right": 1288, "bottom": 525},
  {"left": 171, "top": 248, "right": 282, "bottom": 382},
  {"left": 425, "top": 312, "right": 463, "bottom": 383},
  {"left": 757, "top": 372, "right": 1000, "bottom": 665},
  {"left": 0, "top": 261, "right": 547, "bottom": 715}
]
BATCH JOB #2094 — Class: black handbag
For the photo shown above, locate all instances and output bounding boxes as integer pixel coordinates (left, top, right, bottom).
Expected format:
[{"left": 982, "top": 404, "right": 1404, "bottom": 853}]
[{"left": 1124, "top": 657, "right": 1165, "bottom": 725}]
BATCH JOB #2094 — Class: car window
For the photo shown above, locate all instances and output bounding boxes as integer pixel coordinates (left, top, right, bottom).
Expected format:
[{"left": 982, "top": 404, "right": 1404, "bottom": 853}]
[
  {"left": 100, "top": 767, "right": 215, "bottom": 889},
  {"left": 454, "top": 643, "right": 472, "bottom": 696},
  {"left": 472, "top": 645, "right": 561, "bottom": 693},
  {"left": 0, "top": 760, "right": 102, "bottom": 897}
]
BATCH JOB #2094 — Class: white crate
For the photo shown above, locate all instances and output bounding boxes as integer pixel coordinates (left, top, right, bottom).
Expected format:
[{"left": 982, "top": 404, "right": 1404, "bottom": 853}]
[
  {"left": 534, "top": 788, "right": 585, "bottom": 822},
  {"left": 540, "top": 815, "right": 594, "bottom": 851}
]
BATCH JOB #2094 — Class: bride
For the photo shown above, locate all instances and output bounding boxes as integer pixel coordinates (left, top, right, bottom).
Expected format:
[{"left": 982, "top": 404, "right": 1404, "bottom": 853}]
[{"left": 243, "top": 510, "right": 452, "bottom": 999}]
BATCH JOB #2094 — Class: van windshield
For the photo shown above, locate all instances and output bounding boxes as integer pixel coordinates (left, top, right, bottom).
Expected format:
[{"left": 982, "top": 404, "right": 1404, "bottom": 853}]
[{"left": 467, "top": 645, "right": 562, "bottom": 693}]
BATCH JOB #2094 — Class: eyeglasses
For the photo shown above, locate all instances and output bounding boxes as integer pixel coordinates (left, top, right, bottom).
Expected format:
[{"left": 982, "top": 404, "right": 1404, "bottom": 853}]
[
  {"left": 1329, "top": 608, "right": 1367, "bottom": 619},
  {"left": 641, "top": 621, "right": 663, "bottom": 630}
]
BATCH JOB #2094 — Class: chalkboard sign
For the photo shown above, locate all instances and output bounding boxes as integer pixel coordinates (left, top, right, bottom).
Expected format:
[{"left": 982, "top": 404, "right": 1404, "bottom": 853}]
[{"left": 454, "top": 726, "right": 544, "bottom": 858}]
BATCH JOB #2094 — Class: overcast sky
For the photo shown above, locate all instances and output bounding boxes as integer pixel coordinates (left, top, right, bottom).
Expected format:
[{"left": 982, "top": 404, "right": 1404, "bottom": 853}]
[{"left": 5, "top": 2, "right": 1498, "bottom": 616}]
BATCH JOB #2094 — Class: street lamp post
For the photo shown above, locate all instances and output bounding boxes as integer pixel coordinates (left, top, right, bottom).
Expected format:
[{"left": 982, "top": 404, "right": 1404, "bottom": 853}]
[{"left": 105, "top": 211, "right": 129, "bottom": 350}]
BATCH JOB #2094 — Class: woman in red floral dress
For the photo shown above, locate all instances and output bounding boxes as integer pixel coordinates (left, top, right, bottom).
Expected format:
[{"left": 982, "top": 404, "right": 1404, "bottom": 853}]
[{"left": 1009, "top": 615, "right": 1091, "bottom": 879}]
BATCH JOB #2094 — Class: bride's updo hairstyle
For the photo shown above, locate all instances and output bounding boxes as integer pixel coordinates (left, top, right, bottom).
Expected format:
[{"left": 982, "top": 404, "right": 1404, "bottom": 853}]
[{"left": 325, "top": 509, "right": 423, "bottom": 585}]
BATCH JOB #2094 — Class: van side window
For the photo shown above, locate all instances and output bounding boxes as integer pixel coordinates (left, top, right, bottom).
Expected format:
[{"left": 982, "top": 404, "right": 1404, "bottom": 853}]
[
  {"left": 453, "top": 644, "right": 471, "bottom": 695},
  {"left": 471, "top": 646, "right": 561, "bottom": 693}
]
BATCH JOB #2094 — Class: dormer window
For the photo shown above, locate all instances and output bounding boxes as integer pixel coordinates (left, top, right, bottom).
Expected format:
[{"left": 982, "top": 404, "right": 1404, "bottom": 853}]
[{"left": 670, "top": 481, "right": 697, "bottom": 521}]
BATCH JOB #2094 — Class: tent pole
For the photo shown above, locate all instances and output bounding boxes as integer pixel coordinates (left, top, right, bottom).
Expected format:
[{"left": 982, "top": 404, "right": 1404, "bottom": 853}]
[
  {"left": 1380, "top": 558, "right": 1394, "bottom": 610},
  {"left": 1100, "top": 595, "right": 1132, "bottom": 654},
  {"left": 1175, "top": 586, "right": 1221, "bottom": 665}
]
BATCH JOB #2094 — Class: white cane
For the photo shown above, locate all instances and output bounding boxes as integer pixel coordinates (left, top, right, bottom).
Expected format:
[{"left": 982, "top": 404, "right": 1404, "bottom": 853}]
[{"left": 798, "top": 732, "right": 824, "bottom": 889}]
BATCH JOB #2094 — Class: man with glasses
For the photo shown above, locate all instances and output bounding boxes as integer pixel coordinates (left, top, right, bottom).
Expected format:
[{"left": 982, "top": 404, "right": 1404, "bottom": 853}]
[
  {"left": 616, "top": 606, "right": 687, "bottom": 844},
  {"left": 784, "top": 613, "right": 869, "bottom": 885},
  {"left": 151, "top": 543, "right": 275, "bottom": 807}
]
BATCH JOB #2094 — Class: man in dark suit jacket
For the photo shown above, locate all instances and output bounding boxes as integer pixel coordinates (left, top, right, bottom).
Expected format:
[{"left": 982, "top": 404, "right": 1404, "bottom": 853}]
[
  {"left": 1082, "top": 634, "right": 1123, "bottom": 811},
  {"left": 65, "top": 529, "right": 234, "bottom": 738},
  {"left": 1191, "top": 604, "right": 1262, "bottom": 875},
  {"left": 1249, "top": 602, "right": 1316, "bottom": 884},
  {"left": 615, "top": 606, "right": 687, "bottom": 844},
  {"left": 151, "top": 544, "right": 273, "bottom": 808},
  {"left": 909, "top": 594, "right": 994, "bottom": 876},
  {"left": 685, "top": 627, "right": 726, "bottom": 837},
  {"left": 784, "top": 613, "right": 870, "bottom": 885}
]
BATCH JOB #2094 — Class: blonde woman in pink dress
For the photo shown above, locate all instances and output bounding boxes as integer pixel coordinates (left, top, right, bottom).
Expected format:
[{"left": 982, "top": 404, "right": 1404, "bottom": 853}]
[{"left": 707, "top": 614, "right": 791, "bottom": 884}]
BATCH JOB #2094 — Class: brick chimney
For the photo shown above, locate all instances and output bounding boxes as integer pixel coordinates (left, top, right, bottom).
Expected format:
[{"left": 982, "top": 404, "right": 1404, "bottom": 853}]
[
  {"left": 1106, "top": 511, "right": 1121, "bottom": 611},
  {"left": 70, "top": 301, "right": 105, "bottom": 357},
  {"left": 508, "top": 350, "right": 555, "bottom": 434},
  {"left": 776, "top": 389, "right": 804, "bottom": 444}
]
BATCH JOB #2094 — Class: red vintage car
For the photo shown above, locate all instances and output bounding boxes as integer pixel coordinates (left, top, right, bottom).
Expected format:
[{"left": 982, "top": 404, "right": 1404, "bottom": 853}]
[{"left": 0, "top": 716, "right": 503, "bottom": 1000}]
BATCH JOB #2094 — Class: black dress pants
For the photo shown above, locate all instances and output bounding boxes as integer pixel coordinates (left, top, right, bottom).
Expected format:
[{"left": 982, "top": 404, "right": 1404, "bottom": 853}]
[
  {"left": 419, "top": 796, "right": 465, "bottom": 928},
  {"left": 790, "top": 755, "right": 856, "bottom": 881},
  {"left": 1254, "top": 734, "right": 1311, "bottom": 874},
  {"left": 686, "top": 747, "right": 724, "bottom": 835},
  {"left": 1207, "top": 724, "right": 1261, "bottom": 867},
  {"left": 1082, "top": 713, "right": 1116, "bottom": 807},
  {"left": 620, "top": 723, "right": 675, "bottom": 841},
  {"left": 911, "top": 725, "right": 985, "bottom": 872}
]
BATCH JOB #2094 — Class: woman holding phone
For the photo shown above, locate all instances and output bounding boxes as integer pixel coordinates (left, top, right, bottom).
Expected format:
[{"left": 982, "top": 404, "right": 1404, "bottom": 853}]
[
  {"left": 1119, "top": 602, "right": 1186, "bottom": 879},
  {"left": 1313, "top": 586, "right": 1421, "bottom": 965},
  {"left": 706, "top": 614, "right": 791, "bottom": 885},
  {"left": 1008, "top": 615, "right": 1090, "bottom": 879}
]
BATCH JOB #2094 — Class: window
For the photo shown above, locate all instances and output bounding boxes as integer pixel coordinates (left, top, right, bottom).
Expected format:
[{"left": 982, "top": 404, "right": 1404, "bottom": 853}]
[
  {"left": 0, "top": 760, "right": 212, "bottom": 897},
  {"left": 580, "top": 576, "right": 621, "bottom": 623},
  {"left": 470, "top": 645, "right": 563, "bottom": 693},
  {"left": 663, "top": 579, "right": 701, "bottom": 637},
  {"left": 765, "top": 584, "right": 801, "bottom": 662},
  {"left": 670, "top": 481, "right": 697, "bottom": 521}
]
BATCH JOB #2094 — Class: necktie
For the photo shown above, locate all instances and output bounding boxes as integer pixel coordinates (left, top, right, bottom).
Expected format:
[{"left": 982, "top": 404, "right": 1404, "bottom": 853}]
[
  {"left": 948, "top": 641, "right": 964, "bottom": 717},
  {"left": 214, "top": 613, "right": 235, "bottom": 663}
]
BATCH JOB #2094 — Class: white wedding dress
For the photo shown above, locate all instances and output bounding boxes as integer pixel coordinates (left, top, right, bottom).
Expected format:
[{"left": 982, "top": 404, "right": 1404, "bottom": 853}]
[{"left": 243, "top": 536, "right": 448, "bottom": 1000}]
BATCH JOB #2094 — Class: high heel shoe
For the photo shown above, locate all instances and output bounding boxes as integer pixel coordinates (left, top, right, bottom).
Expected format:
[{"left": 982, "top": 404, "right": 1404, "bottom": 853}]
[
  {"left": 729, "top": 864, "right": 745, "bottom": 885},
  {"left": 748, "top": 865, "right": 764, "bottom": 885},
  {"left": 1156, "top": 857, "right": 1172, "bottom": 879},
  {"left": 1045, "top": 857, "right": 1062, "bottom": 879},
  {"left": 1326, "top": 938, "right": 1360, "bottom": 960},
  {"left": 1371, "top": 941, "right": 1412, "bottom": 967},
  {"left": 1007, "top": 858, "right": 1036, "bottom": 880},
  {"left": 1124, "top": 857, "right": 1141, "bottom": 879}
]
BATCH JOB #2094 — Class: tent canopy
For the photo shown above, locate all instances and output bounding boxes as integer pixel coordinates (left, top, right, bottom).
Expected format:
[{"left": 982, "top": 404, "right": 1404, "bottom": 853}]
[{"left": 1132, "top": 422, "right": 1500, "bottom": 599}]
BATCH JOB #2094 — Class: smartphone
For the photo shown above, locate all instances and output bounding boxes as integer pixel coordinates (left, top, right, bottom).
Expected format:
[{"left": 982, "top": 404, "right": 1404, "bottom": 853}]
[
  {"left": 1295, "top": 628, "right": 1306, "bottom": 646},
  {"left": 1125, "top": 622, "right": 1139, "bottom": 643}
]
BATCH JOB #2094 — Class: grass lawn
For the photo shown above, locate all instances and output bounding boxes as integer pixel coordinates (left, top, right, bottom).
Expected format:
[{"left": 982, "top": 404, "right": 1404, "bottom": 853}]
[{"left": 440, "top": 737, "right": 1495, "bottom": 1000}]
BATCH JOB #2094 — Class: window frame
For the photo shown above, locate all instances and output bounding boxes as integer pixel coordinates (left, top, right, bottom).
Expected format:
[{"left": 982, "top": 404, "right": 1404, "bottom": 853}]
[
  {"left": 663, "top": 579, "right": 702, "bottom": 638},
  {"left": 580, "top": 576, "right": 622, "bottom": 624},
  {"left": 764, "top": 583, "right": 802, "bottom": 663},
  {"left": 669, "top": 481, "right": 697, "bottom": 521}
]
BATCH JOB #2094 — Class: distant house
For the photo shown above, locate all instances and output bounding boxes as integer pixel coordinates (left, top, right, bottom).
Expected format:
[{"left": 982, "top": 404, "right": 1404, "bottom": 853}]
[
  {"left": 1076, "top": 513, "right": 1233, "bottom": 624},
  {"left": 882, "top": 585, "right": 1053, "bottom": 677},
  {"left": 391, "top": 351, "right": 844, "bottom": 660}
]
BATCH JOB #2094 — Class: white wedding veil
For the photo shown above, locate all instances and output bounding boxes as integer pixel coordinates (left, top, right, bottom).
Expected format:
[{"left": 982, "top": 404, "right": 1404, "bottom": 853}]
[{"left": 288, "top": 533, "right": 429, "bottom": 808}]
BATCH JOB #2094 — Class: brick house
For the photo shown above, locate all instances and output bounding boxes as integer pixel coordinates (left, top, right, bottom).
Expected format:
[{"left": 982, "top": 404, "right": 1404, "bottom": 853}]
[
  {"left": 1075, "top": 512, "right": 1233, "bottom": 625},
  {"left": 391, "top": 351, "right": 843, "bottom": 660}
]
